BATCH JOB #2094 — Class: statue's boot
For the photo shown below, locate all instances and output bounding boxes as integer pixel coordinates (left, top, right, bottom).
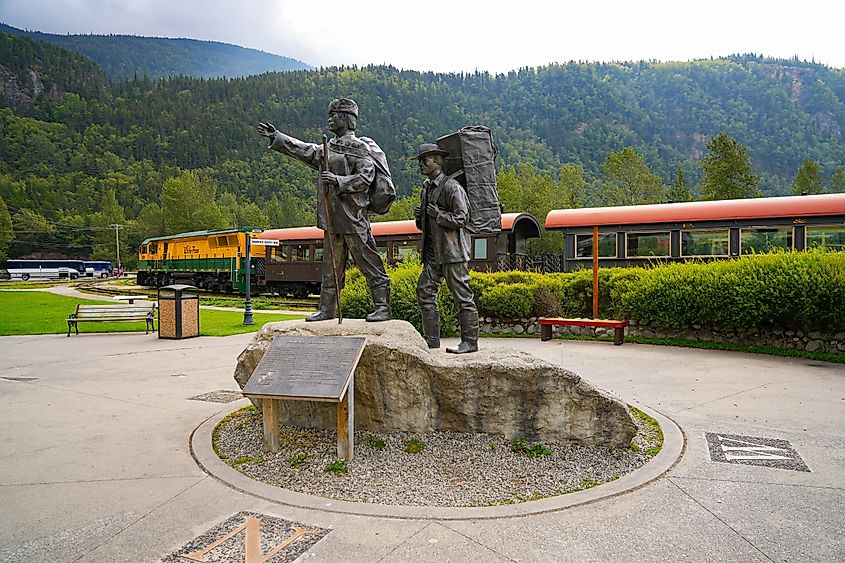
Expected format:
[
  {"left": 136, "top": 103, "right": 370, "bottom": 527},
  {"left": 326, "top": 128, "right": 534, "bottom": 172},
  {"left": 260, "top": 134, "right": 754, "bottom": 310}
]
[
  {"left": 306, "top": 289, "right": 336, "bottom": 322},
  {"left": 446, "top": 310, "right": 479, "bottom": 354},
  {"left": 365, "top": 284, "right": 391, "bottom": 322},
  {"left": 421, "top": 310, "right": 441, "bottom": 349}
]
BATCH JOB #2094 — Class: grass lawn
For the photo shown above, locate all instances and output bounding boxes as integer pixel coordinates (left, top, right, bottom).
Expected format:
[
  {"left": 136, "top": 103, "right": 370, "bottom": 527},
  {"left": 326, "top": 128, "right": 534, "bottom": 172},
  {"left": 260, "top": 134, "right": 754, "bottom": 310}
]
[{"left": 0, "top": 291, "right": 305, "bottom": 337}]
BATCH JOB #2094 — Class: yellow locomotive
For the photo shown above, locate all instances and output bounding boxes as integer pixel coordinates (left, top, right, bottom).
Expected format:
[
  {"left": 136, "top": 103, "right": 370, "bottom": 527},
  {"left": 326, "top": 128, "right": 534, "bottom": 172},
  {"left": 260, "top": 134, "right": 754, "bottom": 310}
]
[{"left": 136, "top": 228, "right": 266, "bottom": 293}]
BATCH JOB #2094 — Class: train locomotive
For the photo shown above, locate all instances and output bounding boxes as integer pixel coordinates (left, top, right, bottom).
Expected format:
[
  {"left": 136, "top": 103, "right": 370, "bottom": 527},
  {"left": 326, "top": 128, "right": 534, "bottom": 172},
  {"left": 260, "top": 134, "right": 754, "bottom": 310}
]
[{"left": 136, "top": 227, "right": 266, "bottom": 292}]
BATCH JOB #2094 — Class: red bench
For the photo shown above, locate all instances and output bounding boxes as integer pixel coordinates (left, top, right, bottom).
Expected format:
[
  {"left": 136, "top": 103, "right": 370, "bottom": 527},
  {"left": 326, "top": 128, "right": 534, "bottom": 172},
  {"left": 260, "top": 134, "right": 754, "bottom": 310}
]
[{"left": 538, "top": 317, "right": 629, "bottom": 346}]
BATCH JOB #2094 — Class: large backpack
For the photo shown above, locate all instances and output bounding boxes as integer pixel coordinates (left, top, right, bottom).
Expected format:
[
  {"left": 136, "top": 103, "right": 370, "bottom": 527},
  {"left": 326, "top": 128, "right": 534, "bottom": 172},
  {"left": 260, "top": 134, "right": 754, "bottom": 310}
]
[
  {"left": 328, "top": 137, "right": 396, "bottom": 215},
  {"left": 435, "top": 126, "right": 502, "bottom": 234},
  {"left": 359, "top": 137, "right": 396, "bottom": 215}
]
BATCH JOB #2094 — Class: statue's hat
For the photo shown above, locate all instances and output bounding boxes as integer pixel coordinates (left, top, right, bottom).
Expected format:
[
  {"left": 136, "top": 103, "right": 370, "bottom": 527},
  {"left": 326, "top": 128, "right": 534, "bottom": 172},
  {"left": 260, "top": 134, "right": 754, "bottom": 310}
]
[
  {"left": 412, "top": 143, "right": 449, "bottom": 160},
  {"left": 328, "top": 98, "right": 359, "bottom": 117}
]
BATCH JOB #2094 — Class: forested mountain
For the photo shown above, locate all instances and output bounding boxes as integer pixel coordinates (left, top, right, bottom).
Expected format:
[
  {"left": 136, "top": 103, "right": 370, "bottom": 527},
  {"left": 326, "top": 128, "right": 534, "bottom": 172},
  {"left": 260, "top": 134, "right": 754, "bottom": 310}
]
[
  {"left": 0, "top": 23, "right": 311, "bottom": 79},
  {"left": 1, "top": 30, "right": 844, "bottom": 264}
]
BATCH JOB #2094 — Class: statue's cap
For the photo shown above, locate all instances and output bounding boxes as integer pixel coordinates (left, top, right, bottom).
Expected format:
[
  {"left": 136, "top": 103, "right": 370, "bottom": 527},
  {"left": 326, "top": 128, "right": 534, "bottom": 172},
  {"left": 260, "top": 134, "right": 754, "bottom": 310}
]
[
  {"left": 328, "top": 98, "right": 359, "bottom": 117},
  {"left": 412, "top": 143, "right": 448, "bottom": 160}
]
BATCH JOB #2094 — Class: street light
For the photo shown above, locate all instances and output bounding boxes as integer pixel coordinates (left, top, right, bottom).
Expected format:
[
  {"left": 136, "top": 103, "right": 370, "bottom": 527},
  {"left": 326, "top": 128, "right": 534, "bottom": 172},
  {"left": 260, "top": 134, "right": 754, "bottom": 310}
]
[
  {"left": 245, "top": 235, "right": 279, "bottom": 326},
  {"left": 243, "top": 232, "right": 254, "bottom": 325}
]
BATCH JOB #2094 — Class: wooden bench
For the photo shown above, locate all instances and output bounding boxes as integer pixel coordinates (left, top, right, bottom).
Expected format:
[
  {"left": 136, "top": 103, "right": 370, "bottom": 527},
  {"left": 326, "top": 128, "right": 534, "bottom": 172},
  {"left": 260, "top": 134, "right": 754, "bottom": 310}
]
[
  {"left": 67, "top": 304, "right": 156, "bottom": 336},
  {"left": 538, "top": 317, "right": 629, "bottom": 345},
  {"left": 112, "top": 295, "right": 151, "bottom": 304}
]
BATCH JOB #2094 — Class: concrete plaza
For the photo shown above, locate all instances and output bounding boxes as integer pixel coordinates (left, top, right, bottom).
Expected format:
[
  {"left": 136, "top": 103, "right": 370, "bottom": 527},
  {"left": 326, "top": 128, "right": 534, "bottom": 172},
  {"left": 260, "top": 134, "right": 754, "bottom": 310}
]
[{"left": 0, "top": 329, "right": 842, "bottom": 562}]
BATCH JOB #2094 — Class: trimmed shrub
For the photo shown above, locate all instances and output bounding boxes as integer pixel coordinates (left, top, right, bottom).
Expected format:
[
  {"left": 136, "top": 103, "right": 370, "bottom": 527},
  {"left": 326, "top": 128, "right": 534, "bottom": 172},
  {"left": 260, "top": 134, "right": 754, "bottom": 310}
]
[
  {"left": 478, "top": 282, "right": 534, "bottom": 319},
  {"left": 532, "top": 285, "right": 563, "bottom": 318},
  {"left": 341, "top": 250, "right": 845, "bottom": 336},
  {"left": 339, "top": 266, "right": 373, "bottom": 319},
  {"left": 614, "top": 250, "right": 845, "bottom": 331},
  {"left": 340, "top": 259, "right": 457, "bottom": 335}
]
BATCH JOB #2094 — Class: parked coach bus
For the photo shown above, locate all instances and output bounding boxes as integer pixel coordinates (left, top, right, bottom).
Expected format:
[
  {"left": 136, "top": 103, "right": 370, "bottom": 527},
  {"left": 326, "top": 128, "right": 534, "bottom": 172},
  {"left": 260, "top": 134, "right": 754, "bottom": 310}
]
[
  {"left": 544, "top": 193, "right": 845, "bottom": 271},
  {"left": 4, "top": 259, "right": 86, "bottom": 281},
  {"left": 83, "top": 261, "right": 113, "bottom": 278}
]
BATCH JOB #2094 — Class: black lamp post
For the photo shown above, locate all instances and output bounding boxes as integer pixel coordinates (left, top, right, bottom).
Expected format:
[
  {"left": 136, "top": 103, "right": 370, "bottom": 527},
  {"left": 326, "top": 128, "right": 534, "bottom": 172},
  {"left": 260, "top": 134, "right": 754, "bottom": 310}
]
[{"left": 243, "top": 233, "right": 254, "bottom": 325}]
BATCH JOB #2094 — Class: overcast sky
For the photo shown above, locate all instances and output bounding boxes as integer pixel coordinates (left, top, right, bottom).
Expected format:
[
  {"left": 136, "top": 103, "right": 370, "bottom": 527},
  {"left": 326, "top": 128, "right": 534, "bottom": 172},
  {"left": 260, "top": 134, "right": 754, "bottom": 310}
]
[{"left": 2, "top": 0, "right": 843, "bottom": 73}]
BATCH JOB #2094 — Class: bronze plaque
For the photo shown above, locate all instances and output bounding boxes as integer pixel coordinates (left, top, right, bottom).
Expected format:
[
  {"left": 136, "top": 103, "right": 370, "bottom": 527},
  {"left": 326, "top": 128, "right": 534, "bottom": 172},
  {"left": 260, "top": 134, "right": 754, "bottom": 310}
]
[{"left": 242, "top": 336, "right": 365, "bottom": 401}]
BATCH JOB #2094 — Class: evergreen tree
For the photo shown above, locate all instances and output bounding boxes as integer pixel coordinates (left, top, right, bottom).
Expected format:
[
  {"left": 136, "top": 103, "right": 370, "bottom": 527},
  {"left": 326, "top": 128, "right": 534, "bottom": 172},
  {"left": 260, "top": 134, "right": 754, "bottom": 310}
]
[
  {"left": 372, "top": 188, "right": 421, "bottom": 223},
  {"left": 829, "top": 167, "right": 845, "bottom": 194},
  {"left": 497, "top": 164, "right": 569, "bottom": 253},
  {"left": 700, "top": 133, "right": 761, "bottom": 200},
  {"left": 136, "top": 203, "right": 166, "bottom": 240},
  {"left": 0, "top": 195, "right": 11, "bottom": 262},
  {"left": 218, "top": 192, "right": 269, "bottom": 229},
  {"left": 160, "top": 171, "right": 230, "bottom": 233},
  {"left": 667, "top": 166, "right": 694, "bottom": 202},
  {"left": 791, "top": 159, "right": 824, "bottom": 195},
  {"left": 90, "top": 188, "right": 128, "bottom": 263},
  {"left": 10, "top": 208, "right": 55, "bottom": 257},
  {"left": 264, "top": 195, "right": 314, "bottom": 229},
  {"left": 558, "top": 164, "right": 588, "bottom": 208},
  {"left": 601, "top": 147, "right": 666, "bottom": 206}
]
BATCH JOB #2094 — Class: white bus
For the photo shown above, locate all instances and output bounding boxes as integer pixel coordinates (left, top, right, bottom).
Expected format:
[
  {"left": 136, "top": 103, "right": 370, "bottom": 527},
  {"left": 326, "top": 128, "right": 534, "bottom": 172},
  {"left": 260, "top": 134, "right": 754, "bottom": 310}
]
[
  {"left": 83, "top": 260, "right": 114, "bottom": 278},
  {"left": 4, "top": 259, "right": 85, "bottom": 281}
]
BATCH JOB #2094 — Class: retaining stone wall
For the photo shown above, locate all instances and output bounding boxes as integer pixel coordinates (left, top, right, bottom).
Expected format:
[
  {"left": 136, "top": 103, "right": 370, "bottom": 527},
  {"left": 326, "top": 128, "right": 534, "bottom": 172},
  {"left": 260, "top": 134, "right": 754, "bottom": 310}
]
[{"left": 479, "top": 317, "right": 845, "bottom": 355}]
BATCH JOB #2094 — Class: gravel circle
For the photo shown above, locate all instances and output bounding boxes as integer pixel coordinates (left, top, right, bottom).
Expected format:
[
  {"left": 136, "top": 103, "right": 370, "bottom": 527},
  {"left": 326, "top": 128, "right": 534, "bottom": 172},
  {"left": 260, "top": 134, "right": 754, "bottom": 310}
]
[{"left": 214, "top": 407, "right": 661, "bottom": 507}]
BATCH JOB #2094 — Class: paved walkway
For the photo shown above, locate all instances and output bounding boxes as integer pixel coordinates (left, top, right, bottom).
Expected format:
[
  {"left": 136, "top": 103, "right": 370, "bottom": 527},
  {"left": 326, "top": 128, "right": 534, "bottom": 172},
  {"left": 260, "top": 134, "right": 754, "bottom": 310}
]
[{"left": 0, "top": 331, "right": 842, "bottom": 562}]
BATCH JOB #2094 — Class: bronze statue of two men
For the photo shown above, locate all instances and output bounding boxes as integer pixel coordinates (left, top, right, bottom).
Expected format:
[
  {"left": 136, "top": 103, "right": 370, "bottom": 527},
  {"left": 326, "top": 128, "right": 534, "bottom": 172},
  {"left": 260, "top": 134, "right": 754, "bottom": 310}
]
[{"left": 258, "top": 99, "right": 478, "bottom": 353}]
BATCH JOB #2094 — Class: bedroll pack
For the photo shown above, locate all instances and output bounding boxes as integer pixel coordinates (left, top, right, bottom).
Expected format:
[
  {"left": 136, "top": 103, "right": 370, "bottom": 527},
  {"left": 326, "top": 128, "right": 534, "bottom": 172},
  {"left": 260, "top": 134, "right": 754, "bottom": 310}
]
[
  {"left": 328, "top": 137, "right": 396, "bottom": 215},
  {"left": 435, "top": 125, "right": 502, "bottom": 234}
]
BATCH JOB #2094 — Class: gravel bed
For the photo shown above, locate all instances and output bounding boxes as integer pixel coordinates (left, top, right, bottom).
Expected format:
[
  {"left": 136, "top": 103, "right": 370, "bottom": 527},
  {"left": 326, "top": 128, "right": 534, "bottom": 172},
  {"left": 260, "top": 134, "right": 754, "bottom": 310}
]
[{"left": 214, "top": 407, "right": 661, "bottom": 507}]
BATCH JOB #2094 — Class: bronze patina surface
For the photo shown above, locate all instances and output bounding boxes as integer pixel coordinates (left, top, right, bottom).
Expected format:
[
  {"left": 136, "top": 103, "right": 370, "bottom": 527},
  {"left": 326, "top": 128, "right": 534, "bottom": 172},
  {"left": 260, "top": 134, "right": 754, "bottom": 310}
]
[{"left": 242, "top": 336, "right": 365, "bottom": 401}]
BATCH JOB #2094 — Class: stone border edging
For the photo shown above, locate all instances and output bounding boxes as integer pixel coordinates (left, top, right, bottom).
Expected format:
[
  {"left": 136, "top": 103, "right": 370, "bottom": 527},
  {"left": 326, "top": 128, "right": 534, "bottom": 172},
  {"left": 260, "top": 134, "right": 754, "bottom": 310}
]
[{"left": 189, "top": 399, "right": 686, "bottom": 521}]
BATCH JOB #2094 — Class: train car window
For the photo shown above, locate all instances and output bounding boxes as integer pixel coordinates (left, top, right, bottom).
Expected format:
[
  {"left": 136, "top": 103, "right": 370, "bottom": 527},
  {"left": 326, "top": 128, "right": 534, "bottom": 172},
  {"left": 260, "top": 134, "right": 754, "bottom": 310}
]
[
  {"left": 681, "top": 229, "right": 729, "bottom": 257},
  {"left": 806, "top": 225, "right": 845, "bottom": 251},
  {"left": 575, "top": 234, "right": 617, "bottom": 258},
  {"left": 314, "top": 245, "right": 323, "bottom": 262},
  {"left": 395, "top": 240, "right": 419, "bottom": 260},
  {"left": 149, "top": 243, "right": 158, "bottom": 254},
  {"left": 626, "top": 232, "right": 671, "bottom": 257},
  {"left": 290, "top": 244, "right": 311, "bottom": 262},
  {"left": 269, "top": 245, "right": 289, "bottom": 263},
  {"left": 474, "top": 238, "right": 488, "bottom": 260},
  {"left": 377, "top": 245, "right": 388, "bottom": 260},
  {"left": 740, "top": 228, "right": 793, "bottom": 254}
]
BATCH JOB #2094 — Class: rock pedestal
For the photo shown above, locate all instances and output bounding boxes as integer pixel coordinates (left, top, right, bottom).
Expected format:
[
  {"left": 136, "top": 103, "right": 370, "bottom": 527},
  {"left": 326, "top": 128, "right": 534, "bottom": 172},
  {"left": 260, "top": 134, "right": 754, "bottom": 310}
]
[{"left": 234, "top": 319, "right": 637, "bottom": 447}]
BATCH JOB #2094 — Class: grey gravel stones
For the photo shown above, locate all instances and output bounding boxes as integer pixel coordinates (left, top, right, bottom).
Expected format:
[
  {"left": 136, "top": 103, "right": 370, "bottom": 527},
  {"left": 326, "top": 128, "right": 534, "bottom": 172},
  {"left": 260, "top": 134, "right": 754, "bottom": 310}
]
[{"left": 214, "top": 408, "right": 661, "bottom": 507}]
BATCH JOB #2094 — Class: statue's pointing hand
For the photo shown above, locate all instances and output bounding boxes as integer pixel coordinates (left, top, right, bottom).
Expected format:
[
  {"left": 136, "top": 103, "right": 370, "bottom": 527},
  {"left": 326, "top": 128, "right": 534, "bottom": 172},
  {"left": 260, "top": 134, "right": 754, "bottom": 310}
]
[{"left": 257, "top": 122, "right": 277, "bottom": 139}]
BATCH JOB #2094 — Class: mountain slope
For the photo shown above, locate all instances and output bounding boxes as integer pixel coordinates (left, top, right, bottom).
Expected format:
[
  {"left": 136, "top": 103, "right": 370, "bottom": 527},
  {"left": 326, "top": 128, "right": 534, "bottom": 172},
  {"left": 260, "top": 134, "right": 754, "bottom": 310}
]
[
  {"left": 1, "top": 30, "right": 844, "bottom": 261},
  {"left": 0, "top": 23, "right": 311, "bottom": 79}
]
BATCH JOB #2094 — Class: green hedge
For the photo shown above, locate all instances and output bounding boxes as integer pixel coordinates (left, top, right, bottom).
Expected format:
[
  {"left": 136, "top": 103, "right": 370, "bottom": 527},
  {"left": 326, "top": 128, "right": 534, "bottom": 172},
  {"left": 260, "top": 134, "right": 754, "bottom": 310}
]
[
  {"left": 612, "top": 250, "right": 845, "bottom": 331},
  {"left": 341, "top": 258, "right": 457, "bottom": 334},
  {"left": 339, "top": 250, "right": 845, "bottom": 333}
]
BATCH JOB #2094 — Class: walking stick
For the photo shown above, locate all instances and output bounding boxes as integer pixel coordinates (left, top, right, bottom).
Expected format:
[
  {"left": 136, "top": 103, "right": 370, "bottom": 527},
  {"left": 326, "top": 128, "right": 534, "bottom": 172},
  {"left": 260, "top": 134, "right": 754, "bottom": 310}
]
[{"left": 322, "top": 134, "right": 343, "bottom": 324}]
